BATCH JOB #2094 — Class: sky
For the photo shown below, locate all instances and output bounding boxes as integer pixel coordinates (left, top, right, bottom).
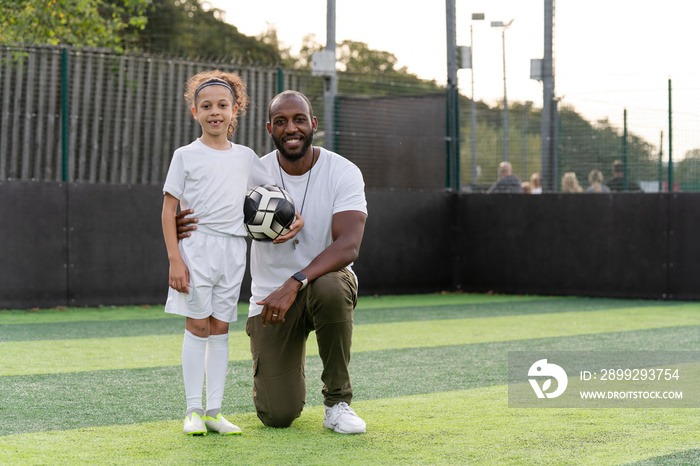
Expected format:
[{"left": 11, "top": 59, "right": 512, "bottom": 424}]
[{"left": 207, "top": 0, "right": 700, "bottom": 158}]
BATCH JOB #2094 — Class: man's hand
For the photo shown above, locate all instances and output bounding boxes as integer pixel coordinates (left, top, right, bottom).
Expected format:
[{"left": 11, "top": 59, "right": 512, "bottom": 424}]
[
  {"left": 176, "top": 209, "right": 301, "bottom": 243},
  {"left": 256, "top": 278, "right": 302, "bottom": 326},
  {"left": 176, "top": 209, "right": 198, "bottom": 239},
  {"left": 273, "top": 210, "right": 304, "bottom": 244}
]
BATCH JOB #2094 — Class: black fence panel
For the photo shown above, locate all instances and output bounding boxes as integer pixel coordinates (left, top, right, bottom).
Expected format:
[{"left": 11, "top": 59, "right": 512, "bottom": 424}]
[
  {"left": 0, "top": 181, "right": 68, "bottom": 308},
  {"left": 67, "top": 183, "right": 167, "bottom": 306},
  {"left": 353, "top": 189, "right": 455, "bottom": 296},
  {"left": 337, "top": 94, "right": 447, "bottom": 190},
  {"left": 3, "top": 183, "right": 700, "bottom": 309},
  {"left": 457, "top": 193, "right": 669, "bottom": 299},
  {"left": 667, "top": 192, "right": 700, "bottom": 300}
]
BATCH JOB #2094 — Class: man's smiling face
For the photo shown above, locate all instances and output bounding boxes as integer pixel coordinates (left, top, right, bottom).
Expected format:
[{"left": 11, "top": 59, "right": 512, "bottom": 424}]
[{"left": 267, "top": 94, "right": 317, "bottom": 162}]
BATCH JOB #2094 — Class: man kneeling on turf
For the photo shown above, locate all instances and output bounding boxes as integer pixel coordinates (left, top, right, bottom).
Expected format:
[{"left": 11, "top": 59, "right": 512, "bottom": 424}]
[{"left": 178, "top": 90, "right": 368, "bottom": 433}]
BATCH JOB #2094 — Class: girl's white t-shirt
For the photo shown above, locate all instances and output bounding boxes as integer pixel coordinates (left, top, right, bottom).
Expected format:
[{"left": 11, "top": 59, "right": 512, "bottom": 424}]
[
  {"left": 248, "top": 147, "right": 367, "bottom": 317},
  {"left": 163, "top": 139, "right": 272, "bottom": 237}
]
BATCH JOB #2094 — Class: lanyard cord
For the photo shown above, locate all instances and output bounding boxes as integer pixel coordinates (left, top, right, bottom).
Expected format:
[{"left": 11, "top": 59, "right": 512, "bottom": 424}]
[{"left": 277, "top": 147, "right": 316, "bottom": 217}]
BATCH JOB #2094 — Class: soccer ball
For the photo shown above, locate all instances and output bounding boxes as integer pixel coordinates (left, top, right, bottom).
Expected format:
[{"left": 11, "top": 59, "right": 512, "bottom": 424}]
[{"left": 243, "top": 184, "right": 296, "bottom": 241}]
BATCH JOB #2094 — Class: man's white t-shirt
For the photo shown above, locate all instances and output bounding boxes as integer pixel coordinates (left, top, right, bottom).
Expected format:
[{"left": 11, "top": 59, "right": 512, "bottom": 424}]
[
  {"left": 163, "top": 139, "right": 272, "bottom": 236},
  {"left": 248, "top": 147, "right": 367, "bottom": 317}
]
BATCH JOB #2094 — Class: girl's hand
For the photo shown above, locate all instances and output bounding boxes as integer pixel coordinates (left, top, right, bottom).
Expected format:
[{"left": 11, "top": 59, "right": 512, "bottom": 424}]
[{"left": 169, "top": 259, "right": 190, "bottom": 293}]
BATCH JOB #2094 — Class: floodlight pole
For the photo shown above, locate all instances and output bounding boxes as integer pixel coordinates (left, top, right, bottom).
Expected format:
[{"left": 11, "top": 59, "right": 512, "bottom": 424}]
[
  {"left": 541, "top": 0, "right": 557, "bottom": 191},
  {"left": 491, "top": 20, "right": 514, "bottom": 162},
  {"left": 323, "top": 0, "right": 337, "bottom": 152},
  {"left": 501, "top": 26, "right": 508, "bottom": 162},
  {"left": 470, "top": 13, "right": 484, "bottom": 189},
  {"left": 523, "top": 101, "right": 532, "bottom": 179}
]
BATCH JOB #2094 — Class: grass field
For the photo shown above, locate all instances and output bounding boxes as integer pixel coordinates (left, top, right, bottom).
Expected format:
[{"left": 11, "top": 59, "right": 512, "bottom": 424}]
[{"left": 1, "top": 293, "right": 699, "bottom": 465}]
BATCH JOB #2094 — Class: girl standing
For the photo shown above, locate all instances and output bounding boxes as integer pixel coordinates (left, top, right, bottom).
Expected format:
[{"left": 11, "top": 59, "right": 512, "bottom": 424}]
[{"left": 161, "top": 70, "right": 298, "bottom": 435}]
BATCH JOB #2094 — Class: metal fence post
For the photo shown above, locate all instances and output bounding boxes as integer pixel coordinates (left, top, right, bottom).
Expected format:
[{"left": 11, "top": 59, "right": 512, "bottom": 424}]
[
  {"left": 277, "top": 67, "right": 284, "bottom": 94},
  {"left": 445, "top": 0, "right": 460, "bottom": 191},
  {"left": 658, "top": 131, "right": 663, "bottom": 192},
  {"left": 668, "top": 78, "right": 673, "bottom": 192},
  {"left": 623, "top": 108, "right": 628, "bottom": 190},
  {"left": 61, "top": 48, "right": 69, "bottom": 182}
]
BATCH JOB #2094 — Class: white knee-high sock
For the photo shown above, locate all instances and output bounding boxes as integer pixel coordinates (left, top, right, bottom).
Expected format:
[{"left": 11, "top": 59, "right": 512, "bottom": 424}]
[
  {"left": 182, "top": 330, "right": 208, "bottom": 414},
  {"left": 205, "top": 332, "right": 230, "bottom": 413}
]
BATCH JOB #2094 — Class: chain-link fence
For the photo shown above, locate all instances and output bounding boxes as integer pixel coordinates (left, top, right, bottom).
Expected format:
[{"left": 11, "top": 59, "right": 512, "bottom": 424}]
[
  {"left": 3, "top": 45, "right": 699, "bottom": 192},
  {"left": 462, "top": 87, "right": 700, "bottom": 193},
  {"left": 0, "top": 45, "right": 444, "bottom": 187},
  {"left": 0, "top": 45, "right": 307, "bottom": 184}
]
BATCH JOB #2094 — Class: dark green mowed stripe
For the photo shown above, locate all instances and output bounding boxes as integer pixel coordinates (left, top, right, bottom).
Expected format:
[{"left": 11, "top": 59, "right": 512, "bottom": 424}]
[
  {"left": 354, "top": 297, "right": 678, "bottom": 324},
  {"left": 0, "top": 297, "right": 677, "bottom": 342},
  {"left": 0, "top": 363, "right": 254, "bottom": 436},
  {"left": 0, "top": 318, "right": 190, "bottom": 342},
  {"left": 627, "top": 449, "right": 700, "bottom": 465},
  {"left": 2, "top": 324, "right": 697, "bottom": 436}
]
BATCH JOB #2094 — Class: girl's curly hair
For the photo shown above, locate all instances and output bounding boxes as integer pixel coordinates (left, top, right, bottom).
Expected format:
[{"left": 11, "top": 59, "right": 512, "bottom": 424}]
[{"left": 184, "top": 70, "right": 249, "bottom": 138}]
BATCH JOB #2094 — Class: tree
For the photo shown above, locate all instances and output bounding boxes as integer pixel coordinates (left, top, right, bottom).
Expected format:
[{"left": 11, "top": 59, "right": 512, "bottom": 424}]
[
  {"left": 296, "top": 33, "right": 323, "bottom": 69},
  {"left": 294, "top": 35, "right": 441, "bottom": 96},
  {"left": 556, "top": 104, "right": 658, "bottom": 185},
  {"left": 256, "top": 24, "right": 295, "bottom": 67},
  {"left": 683, "top": 148, "right": 700, "bottom": 159},
  {"left": 675, "top": 149, "right": 700, "bottom": 188},
  {"left": 337, "top": 40, "right": 400, "bottom": 74},
  {"left": 138, "top": 0, "right": 281, "bottom": 64},
  {"left": 0, "top": 0, "right": 148, "bottom": 51}
]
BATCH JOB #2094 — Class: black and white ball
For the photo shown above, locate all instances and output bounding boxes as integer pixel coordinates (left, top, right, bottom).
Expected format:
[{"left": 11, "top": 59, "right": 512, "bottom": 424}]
[{"left": 244, "top": 184, "right": 296, "bottom": 241}]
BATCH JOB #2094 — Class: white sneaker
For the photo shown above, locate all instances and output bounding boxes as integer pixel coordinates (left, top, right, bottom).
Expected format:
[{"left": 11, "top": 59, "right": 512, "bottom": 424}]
[
  {"left": 323, "top": 402, "right": 366, "bottom": 434},
  {"left": 204, "top": 413, "right": 242, "bottom": 435},
  {"left": 183, "top": 412, "right": 207, "bottom": 436}
]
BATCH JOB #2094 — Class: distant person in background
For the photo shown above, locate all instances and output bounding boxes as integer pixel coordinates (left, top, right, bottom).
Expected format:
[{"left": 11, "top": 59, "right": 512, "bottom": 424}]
[
  {"left": 486, "top": 161, "right": 523, "bottom": 193},
  {"left": 561, "top": 172, "right": 583, "bottom": 193},
  {"left": 586, "top": 169, "right": 610, "bottom": 193},
  {"left": 530, "top": 172, "right": 542, "bottom": 194},
  {"left": 521, "top": 182, "right": 532, "bottom": 194},
  {"left": 607, "top": 159, "right": 641, "bottom": 192}
]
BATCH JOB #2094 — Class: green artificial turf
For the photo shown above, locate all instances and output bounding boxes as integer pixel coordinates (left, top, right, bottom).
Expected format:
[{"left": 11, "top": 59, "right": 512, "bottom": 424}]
[
  {"left": 2, "top": 325, "right": 698, "bottom": 437},
  {"left": 1, "top": 388, "right": 698, "bottom": 465},
  {"left": 1, "top": 296, "right": 674, "bottom": 343},
  {"left": 1, "top": 294, "right": 698, "bottom": 465},
  {"left": 3, "top": 303, "right": 699, "bottom": 376}
]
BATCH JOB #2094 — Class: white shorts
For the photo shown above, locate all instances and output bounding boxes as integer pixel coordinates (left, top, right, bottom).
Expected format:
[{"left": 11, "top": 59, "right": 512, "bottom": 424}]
[{"left": 164, "top": 231, "right": 247, "bottom": 323}]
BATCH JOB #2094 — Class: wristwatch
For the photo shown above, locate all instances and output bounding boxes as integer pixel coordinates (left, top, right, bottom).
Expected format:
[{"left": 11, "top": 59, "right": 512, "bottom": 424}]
[{"left": 292, "top": 272, "right": 308, "bottom": 290}]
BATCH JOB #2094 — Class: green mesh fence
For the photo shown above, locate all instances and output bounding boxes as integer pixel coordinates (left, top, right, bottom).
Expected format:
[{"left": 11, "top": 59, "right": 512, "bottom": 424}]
[{"left": 2, "top": 45, "right": 699, "bottom": 192}]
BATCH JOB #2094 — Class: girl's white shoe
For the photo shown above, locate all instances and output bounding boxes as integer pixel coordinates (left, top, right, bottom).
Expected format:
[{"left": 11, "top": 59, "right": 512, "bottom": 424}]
[{"left": 204, "top": 413, "right": 242, "bottom": 435}]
